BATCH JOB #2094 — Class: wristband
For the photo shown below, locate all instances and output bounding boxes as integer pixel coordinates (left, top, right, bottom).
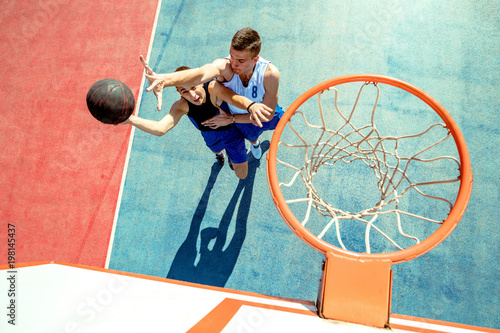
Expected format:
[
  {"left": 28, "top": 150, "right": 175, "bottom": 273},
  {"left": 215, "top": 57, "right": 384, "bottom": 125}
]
[
  {"left": 246, "top": 102, "right": 256, "bottom": 112},
  {"left": 232, "top": 115, "right": 235, "bottom": 123}
]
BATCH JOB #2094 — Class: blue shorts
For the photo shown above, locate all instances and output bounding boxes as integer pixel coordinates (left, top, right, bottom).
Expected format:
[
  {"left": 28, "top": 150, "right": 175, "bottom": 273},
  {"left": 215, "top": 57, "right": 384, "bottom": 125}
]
[
  {"left": 222, "top": 125, "right": 247, "bottom": 164},
  {"left": 200, "top": 126, "right": 247, "bottom": 164},
  {"left": 235, "top": 104, "right": 284, "bottom": 142},
  {"left": 200, "top": 130, "right": 226, "bottom": 154}
]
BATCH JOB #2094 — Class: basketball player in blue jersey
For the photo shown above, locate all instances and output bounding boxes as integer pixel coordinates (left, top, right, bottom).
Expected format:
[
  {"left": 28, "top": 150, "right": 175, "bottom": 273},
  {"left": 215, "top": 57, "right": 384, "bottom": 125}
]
[
  {"left": 142, "top": 27, "right": 283, "bottom": 160},
  {"left": 123, "top": 66, "right": 273, "bottom": 179}
]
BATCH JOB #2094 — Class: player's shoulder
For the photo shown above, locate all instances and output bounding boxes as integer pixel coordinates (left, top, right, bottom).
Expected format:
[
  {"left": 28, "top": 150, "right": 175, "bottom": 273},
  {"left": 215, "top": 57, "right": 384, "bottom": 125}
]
[
  {"left": 211, "top": 58, "right": 233, "bottom": 82},
  {"left": 171, "top": 98, "right": 190, "bottom": 114},
  {"left": 207, "top": 79, "right": 219, "bottom": 91},
  {"left": 264, "top": 62, "right": 280, "bottom": 80},
  {"left": 212, "top": 57, "right": 230, "bottom": 66},
  {"left": 211, "top": 58, "right": 231, "bottom": 72}
]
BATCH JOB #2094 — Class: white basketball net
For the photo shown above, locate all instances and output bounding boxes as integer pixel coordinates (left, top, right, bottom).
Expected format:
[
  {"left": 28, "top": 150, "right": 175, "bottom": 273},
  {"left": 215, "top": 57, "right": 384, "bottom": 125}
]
[{"left": 276, "top": 82, "right": 461, "bottom": 254}]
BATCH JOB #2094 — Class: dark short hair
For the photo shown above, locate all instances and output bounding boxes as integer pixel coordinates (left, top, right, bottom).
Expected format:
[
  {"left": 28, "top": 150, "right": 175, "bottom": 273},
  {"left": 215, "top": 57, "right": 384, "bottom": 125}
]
[
  {"left": 175, "top": 66, "right": 191, "bottom": 72},
  {"left": 231, "top": 28, "right": 261, "bottom": 57}
]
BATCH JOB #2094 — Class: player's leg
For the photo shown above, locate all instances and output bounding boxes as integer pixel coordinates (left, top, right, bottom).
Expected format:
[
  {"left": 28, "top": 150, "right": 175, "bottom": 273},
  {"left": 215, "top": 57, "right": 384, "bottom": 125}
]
[
  {"left": 201, "top": 131, "right": 226, "bottom": 166},
  {"left": 231, "top": 161, "right": 248, "bottom": 179},
  {"left": 249, "top": 139, "right": 262, "bottom": 160},
  {"left": 223, "top": 126, "right": 248, "bottom": 179},
  {"left": 236, "top": 104, "right": 285, "bottom": 159},
  {"left": 214, "top": 150, "right": 224, "bottom": 166},
  {"left": 233, "top": 124, "right": 262, "bottom": 159}
]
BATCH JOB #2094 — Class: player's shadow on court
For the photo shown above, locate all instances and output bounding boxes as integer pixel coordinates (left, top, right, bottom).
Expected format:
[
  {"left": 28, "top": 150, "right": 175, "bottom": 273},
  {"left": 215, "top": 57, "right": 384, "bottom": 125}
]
[{"left": 166, "top": 141, "right": 270, "bottom": 287}]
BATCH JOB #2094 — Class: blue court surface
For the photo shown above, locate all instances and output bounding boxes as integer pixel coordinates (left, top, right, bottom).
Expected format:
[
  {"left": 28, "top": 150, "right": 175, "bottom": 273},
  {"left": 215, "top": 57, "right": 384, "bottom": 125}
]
[{"left": 107, "top": 0, "right": 499, "bottom": 329}]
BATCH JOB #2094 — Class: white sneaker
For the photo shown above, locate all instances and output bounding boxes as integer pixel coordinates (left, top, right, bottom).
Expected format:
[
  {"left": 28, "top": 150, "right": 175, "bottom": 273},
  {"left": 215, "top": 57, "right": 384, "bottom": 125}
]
[{"left": 251, "top": 141, "right": 262, "bottom": 159}]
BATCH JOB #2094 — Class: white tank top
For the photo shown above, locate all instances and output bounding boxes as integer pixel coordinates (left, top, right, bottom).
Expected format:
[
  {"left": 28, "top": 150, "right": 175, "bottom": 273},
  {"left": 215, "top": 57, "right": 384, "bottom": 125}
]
[{"left": 223, "top": 57, "right": 270, "bottom": 115}]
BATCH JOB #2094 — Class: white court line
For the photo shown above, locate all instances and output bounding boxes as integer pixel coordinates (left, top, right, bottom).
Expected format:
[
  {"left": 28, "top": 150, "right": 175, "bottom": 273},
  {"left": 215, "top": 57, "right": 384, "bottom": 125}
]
[
  {"left": 105, "top": 0, "right": 163, "bottom": 269},
  {"left": 390, "top": 316, "right": 496, "bottom": 333}
]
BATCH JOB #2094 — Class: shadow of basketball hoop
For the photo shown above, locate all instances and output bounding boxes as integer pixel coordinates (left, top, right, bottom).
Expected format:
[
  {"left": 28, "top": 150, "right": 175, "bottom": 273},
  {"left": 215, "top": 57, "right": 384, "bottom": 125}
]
[{"left": 166, "top": 141, "right": 270, "bottom": 287}]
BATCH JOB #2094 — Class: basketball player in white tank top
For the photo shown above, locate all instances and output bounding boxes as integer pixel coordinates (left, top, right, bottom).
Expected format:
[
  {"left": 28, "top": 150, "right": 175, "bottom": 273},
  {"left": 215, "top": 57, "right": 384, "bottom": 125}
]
[{"left": 222, "top": 57, "right": 270, "bottom": 115}]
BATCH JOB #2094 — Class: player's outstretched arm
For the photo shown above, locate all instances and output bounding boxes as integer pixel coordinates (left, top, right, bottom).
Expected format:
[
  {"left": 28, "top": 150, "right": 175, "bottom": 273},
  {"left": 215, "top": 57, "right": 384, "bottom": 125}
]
[
  {"left": 121, "top": 99, "right": 187, "bottom": 136},
  {"left": 140, "top": 56, "right": 230, "bottom": 111}
]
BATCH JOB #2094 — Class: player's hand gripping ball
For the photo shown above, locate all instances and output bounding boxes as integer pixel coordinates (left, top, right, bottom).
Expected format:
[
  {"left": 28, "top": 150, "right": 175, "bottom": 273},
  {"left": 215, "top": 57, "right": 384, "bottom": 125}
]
[{"left": 86, "top": 79, "right": 135, "bottom": 124}]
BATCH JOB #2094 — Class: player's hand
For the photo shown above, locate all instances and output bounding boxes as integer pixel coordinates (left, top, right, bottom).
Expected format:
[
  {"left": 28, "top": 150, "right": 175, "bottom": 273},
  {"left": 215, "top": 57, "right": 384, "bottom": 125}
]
[
  {"left": 202, "top": 108, "right": 232, "bottom": 129},
  {"left": 248, "top": 103, "right": 273, "bottom": 128},
  {"left": 140, "top": 55, "right": 164, "bottom": 112}
]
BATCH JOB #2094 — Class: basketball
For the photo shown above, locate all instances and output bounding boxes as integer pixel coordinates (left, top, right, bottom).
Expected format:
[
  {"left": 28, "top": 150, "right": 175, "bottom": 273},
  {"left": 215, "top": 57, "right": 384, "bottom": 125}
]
[{"left": 86, "top": 79, "right": 135, "bottom": 124}]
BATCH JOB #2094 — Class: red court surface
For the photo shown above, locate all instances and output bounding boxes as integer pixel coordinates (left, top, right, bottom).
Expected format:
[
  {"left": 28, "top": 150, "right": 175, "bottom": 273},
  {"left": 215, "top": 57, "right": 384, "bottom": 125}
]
[{"left": 0, "top": 0, "right": 160, "bottom": 267}]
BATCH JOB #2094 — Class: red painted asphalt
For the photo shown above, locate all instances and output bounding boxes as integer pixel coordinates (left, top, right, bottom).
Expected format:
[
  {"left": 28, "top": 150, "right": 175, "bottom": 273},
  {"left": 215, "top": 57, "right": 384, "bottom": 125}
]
[{"left": 0, "top": 0, "right": 159, "bottom": 267}]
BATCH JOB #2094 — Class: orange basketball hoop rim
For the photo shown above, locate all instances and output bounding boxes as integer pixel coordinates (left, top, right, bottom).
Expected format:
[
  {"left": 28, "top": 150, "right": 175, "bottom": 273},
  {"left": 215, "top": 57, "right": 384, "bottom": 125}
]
[{"left": 266, "top": 74, "right": 473, "bottom": 264}]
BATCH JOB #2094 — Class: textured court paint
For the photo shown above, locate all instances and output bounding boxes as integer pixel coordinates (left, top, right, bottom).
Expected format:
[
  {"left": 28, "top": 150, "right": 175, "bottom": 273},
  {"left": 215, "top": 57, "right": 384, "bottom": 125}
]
[
  {"left": 2, "top": 0, "right": 496, "bottom": 330},
  {"left": 108, "top": 1, "right": 499, "bottom": 329},
  {"left": 0, "top": 1, "right": 159, "bottom": 266}
]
